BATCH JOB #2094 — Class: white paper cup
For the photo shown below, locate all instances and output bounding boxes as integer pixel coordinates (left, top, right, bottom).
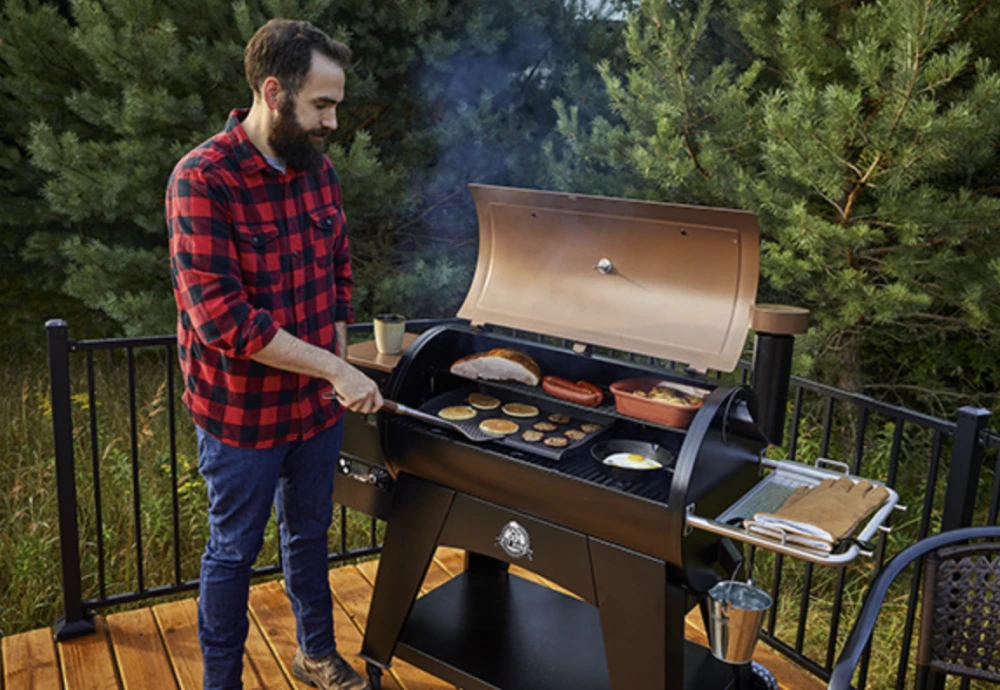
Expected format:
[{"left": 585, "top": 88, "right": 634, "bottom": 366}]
[{"left": 374, "top": 314, "right": 406, "bottom": 355}]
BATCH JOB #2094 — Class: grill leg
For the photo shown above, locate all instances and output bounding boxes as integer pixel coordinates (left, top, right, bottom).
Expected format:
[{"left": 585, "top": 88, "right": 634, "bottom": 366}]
[
  {"left": 366, "top": 663, "right": 383, "bottom": 690},
  {"left": 590, "top": 538, "right": 682, "bottom": 690},
  {"left": 361, "top": 474, "right": 456, "bottom": 666}
]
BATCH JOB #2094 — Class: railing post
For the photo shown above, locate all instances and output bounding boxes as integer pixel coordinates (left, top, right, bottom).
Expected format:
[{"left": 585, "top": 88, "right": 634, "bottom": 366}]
[
  {"left": 47, "top": 319, "right": 94, "bottom": 640},
  {"left": 941, "top": 406, "right": 991, "bottom": 532},
  {"left": 917, "top": 405, "right": 991, "bottom": 690}
]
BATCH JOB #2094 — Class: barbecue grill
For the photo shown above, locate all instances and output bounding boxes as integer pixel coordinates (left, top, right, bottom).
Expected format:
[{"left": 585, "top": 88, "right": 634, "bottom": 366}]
[{"left": 334, "top": 185, "right": 898, "bottom": 690}]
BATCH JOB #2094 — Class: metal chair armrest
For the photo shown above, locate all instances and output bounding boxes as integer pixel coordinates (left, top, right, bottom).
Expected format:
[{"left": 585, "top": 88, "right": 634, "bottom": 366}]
[{"left": 828, "top": 526, "right": 1000, "bottom": 690}]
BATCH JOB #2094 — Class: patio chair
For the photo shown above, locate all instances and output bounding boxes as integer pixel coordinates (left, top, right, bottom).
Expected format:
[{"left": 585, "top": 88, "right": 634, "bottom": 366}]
[{"left": 829, "top": 525, "right": 1000, "bottom": 690}]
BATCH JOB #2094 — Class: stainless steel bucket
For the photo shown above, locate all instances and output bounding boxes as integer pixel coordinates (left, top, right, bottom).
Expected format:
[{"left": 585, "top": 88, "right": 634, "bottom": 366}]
[{"left": 706, "top": 581, "right": 772, "bottom": 664}]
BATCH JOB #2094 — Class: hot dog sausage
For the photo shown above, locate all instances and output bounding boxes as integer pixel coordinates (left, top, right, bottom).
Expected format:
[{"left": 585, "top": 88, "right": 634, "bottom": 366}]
[
  {"left": 542, "top": 376, "right": 602, "bottom": 407},
  {"left": 575, "top": 380, "right": 604, "bottom": 406}
]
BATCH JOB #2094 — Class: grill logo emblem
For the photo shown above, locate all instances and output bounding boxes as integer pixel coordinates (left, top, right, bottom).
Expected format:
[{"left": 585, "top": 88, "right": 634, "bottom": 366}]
[{"left": 496, "top": 521, "right": 533, "bottom": 561}]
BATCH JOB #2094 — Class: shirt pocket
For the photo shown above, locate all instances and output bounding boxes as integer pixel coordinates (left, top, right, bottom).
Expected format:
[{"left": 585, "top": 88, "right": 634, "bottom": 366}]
[
  {"left": 310, "top": 207, "right": 341, "bottom": 273},
  {"left": 234, "top": 222, "right": 282, "bottom": 289}
]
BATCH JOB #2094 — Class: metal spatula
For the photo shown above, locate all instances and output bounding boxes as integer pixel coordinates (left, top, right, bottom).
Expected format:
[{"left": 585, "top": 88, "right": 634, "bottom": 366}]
[
  {"left": 380, "top": 399, "right": 492, "bottom": 442},
  {"left": 325, "top": 389, "right": 490, "bottom": 442}
]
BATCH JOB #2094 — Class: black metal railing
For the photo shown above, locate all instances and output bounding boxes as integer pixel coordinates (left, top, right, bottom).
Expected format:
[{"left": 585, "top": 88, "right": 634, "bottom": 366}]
[{"left": 47, "top": 319, "right": 999, "bottom": 690}]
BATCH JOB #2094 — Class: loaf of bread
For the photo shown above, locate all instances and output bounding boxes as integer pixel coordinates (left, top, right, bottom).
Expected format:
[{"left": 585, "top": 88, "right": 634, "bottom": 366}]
[{"left": 449, "top": 348, "right": 542, "bottom": 386}]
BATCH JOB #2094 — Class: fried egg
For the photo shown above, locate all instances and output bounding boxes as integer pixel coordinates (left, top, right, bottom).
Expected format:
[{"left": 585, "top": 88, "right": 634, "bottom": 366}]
[{"left": 602, "top": 452, "right": 662, "bottom": 470}]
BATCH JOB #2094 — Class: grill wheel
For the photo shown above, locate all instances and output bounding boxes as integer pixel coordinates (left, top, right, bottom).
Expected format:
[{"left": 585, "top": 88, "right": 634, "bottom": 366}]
[{"left": 749, "top": 661, "right": 778, "bottom": 690}]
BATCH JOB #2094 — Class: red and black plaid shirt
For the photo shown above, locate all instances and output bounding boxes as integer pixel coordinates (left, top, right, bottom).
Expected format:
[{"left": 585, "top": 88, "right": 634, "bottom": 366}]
[{"left": 167, "top": 108, "right": 353, "bottom": 447}]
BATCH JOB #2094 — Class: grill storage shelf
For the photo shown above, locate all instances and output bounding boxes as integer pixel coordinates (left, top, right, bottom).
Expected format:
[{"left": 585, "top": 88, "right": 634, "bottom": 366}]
[{"left": 395, "top": 572, "right": 740, "bottom": 690}]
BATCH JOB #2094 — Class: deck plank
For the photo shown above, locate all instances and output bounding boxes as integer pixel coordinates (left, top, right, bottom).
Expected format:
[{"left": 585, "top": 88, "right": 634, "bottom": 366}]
[
  {"left": 152, "top": 600, "right": 202, "bottom": 690},
  {"left": 107, "top": 608, "right": 177, "bottom": 690},
  {"left": 330, "top": 567, "right": 377, "bottom": 628},
  {"left": 331, "top": 566, "right": 452, "bottom": 690},
  {"left": 2, "top": 628, "right": 60, "bottom": 690},
  {"left": 58, "top": 616, "right": 119, "bottom": 690},
  {"left": 355, "top": 558, "right": 380, "bottom": 586},
  {"left": 417, "top": 559, "right": 454, "bottom": 595},
  {"left": 243, "top": 607, "right": 292, "bottom": 689},
  {"left": 431, "top": 547, "right": 464, "bottom": 577},
  {"left": 249, "top": 579, "right": 403, "bottom": 690},
  {"left": 248, "top": 581, "right": 311, "bottom": 690},
  {"left": 508, "top": 564, "right": 549, "bottom": 587},
  {"left": 354, "top": 551, "right": 453, "bottom": 597},
  {"left": 152, "top": 598, "right": 285, "bottom": 690}
]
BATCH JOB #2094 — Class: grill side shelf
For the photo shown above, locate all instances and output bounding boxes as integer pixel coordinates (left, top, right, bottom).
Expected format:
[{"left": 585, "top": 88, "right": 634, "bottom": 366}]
[{"left": 685, "top": 458, "right": 900, "bottom": 566}]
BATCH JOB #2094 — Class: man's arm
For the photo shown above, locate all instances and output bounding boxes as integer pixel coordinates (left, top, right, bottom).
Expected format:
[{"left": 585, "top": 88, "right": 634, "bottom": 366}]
[
  {"left": 168, "top": 168, "right": 278, "bottom": 359},
  {"left": 251, "top": 329, "right": 382, "bottom": 413},
  {"left": 335, "top": 321, "right": 348, "bottom": 361}
]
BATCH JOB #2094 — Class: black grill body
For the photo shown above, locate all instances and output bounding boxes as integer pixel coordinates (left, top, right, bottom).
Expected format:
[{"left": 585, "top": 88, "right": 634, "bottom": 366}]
[{"left": 358, "top": 325, "right": 771, "bottom": 690}]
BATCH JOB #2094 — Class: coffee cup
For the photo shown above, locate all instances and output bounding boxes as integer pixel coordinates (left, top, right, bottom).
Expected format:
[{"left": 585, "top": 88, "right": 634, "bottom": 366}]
[{"left": 374, "top": 314, "right": 406, "bottom": 355}]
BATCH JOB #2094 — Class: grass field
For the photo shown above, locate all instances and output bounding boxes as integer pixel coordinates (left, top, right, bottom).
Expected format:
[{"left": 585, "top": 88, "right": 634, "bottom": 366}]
[
  {"left": 0, "top": 344, "right": 995, "bottom": 689},
  {"left": 0, "top": 347, "right": 385, "bottom": 641}
]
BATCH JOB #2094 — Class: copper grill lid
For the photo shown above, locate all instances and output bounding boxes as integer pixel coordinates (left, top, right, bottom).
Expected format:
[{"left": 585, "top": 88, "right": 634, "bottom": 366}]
[{"left": 457, "top": 184, "right": 760, "bottom": 373}]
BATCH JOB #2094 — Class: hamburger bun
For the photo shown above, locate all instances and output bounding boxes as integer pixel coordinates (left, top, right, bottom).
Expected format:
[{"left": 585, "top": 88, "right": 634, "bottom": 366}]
[
  {"left": 479, "top": 418, "right": 520, "bottom": 437},
  {"left": 438, "top": 405, "right": 477, "bottom": 421}
]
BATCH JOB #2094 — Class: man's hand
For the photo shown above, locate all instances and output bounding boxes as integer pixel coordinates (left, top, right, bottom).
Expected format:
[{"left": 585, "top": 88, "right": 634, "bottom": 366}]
[{"left": 328, "top": 364, "right": 384, "bottom": 414}]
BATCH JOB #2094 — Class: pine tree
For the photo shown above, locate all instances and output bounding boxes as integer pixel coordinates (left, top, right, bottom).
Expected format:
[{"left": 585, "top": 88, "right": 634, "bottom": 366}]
[
  {"left": 2, "top": 0, "right": 627, "bottom": 338},
  {"left": 548, "top": 0, "right": 1000, "bottom": 411},
  {"left": 0, "top": 0, "right": 114, "bottom": 346}
]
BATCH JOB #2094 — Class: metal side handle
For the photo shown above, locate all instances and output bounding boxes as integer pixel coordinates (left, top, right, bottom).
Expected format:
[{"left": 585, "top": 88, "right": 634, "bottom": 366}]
[{"left": 685, "top": 512, "right": 860, "bottom": 566}]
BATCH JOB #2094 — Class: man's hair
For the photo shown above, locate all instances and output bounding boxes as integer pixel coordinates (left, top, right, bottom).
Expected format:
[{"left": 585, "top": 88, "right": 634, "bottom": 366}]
[{"left": 244, "top": 19, "right": 351, "bottom": 96}]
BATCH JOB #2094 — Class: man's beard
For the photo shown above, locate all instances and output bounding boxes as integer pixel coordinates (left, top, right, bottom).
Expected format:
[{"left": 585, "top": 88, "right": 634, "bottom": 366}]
[{"left": 268, "top": 95, "right": 329, "bottom": 173}]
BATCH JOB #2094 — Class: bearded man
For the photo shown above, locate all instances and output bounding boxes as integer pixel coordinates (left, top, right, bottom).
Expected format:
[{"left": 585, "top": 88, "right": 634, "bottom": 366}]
[{"left": 166, "top": 18, "right": 381, "bottom": 690}]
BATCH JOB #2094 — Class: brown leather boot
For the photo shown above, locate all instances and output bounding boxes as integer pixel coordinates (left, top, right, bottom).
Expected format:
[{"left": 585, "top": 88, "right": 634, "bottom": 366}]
[{"left": 292, "top": 649, "right": 371, "bottom": 690}]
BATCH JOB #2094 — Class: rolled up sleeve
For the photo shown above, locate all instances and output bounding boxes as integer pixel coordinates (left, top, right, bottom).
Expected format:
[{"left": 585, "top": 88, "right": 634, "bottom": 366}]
[{"left": 167, "top": 169, "right": 278, "bottom": 357}]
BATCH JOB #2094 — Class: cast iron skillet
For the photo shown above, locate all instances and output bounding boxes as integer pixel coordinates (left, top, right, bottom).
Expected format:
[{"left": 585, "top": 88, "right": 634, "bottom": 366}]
[{"left": 591, "top": 439, "right": 676, "bottom": 482}]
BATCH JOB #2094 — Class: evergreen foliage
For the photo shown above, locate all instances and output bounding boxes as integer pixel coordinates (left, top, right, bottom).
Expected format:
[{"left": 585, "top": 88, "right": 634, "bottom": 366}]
[
  {"left": 1, "top": 0, "right": 628, "bottom": 341},
  {"left": 547, "top": 0, "right": 1000, "bottom": 413}
]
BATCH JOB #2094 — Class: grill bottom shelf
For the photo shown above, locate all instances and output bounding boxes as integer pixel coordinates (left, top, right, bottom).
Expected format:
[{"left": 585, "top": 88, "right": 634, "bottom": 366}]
[{"left": 395, "top": 571, "right": 738, "bottom": 690}]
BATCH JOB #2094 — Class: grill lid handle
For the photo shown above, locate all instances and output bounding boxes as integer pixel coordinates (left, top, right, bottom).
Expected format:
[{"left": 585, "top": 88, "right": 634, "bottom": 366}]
[{"left": 593, "top": 258, "right": 614, "bottom": 274}]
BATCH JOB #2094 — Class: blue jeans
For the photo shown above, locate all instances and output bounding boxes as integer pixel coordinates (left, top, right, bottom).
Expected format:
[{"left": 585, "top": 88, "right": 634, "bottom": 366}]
[{"left": 196, "top": 417, "right": 344, "bottom": 690}]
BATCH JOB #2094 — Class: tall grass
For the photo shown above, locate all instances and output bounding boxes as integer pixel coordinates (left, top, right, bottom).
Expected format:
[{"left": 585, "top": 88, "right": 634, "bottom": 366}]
[
  {"left": 1, "top": 345, "right": 996, "bottom": 689},
  {"left": 0, "top": 347, "right": 383, "bottom": 639}
]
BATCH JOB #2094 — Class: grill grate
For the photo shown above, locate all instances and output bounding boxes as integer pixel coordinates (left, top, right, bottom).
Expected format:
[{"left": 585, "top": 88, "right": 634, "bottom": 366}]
[{"left": 396, "top": 417, "right": 673, "bottom": 505}]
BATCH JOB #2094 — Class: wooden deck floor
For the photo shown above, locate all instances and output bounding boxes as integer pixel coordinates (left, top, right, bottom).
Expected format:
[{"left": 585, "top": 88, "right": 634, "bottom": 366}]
[{"left": 1, "top": 548, "right": 823, "bottom": 690}]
